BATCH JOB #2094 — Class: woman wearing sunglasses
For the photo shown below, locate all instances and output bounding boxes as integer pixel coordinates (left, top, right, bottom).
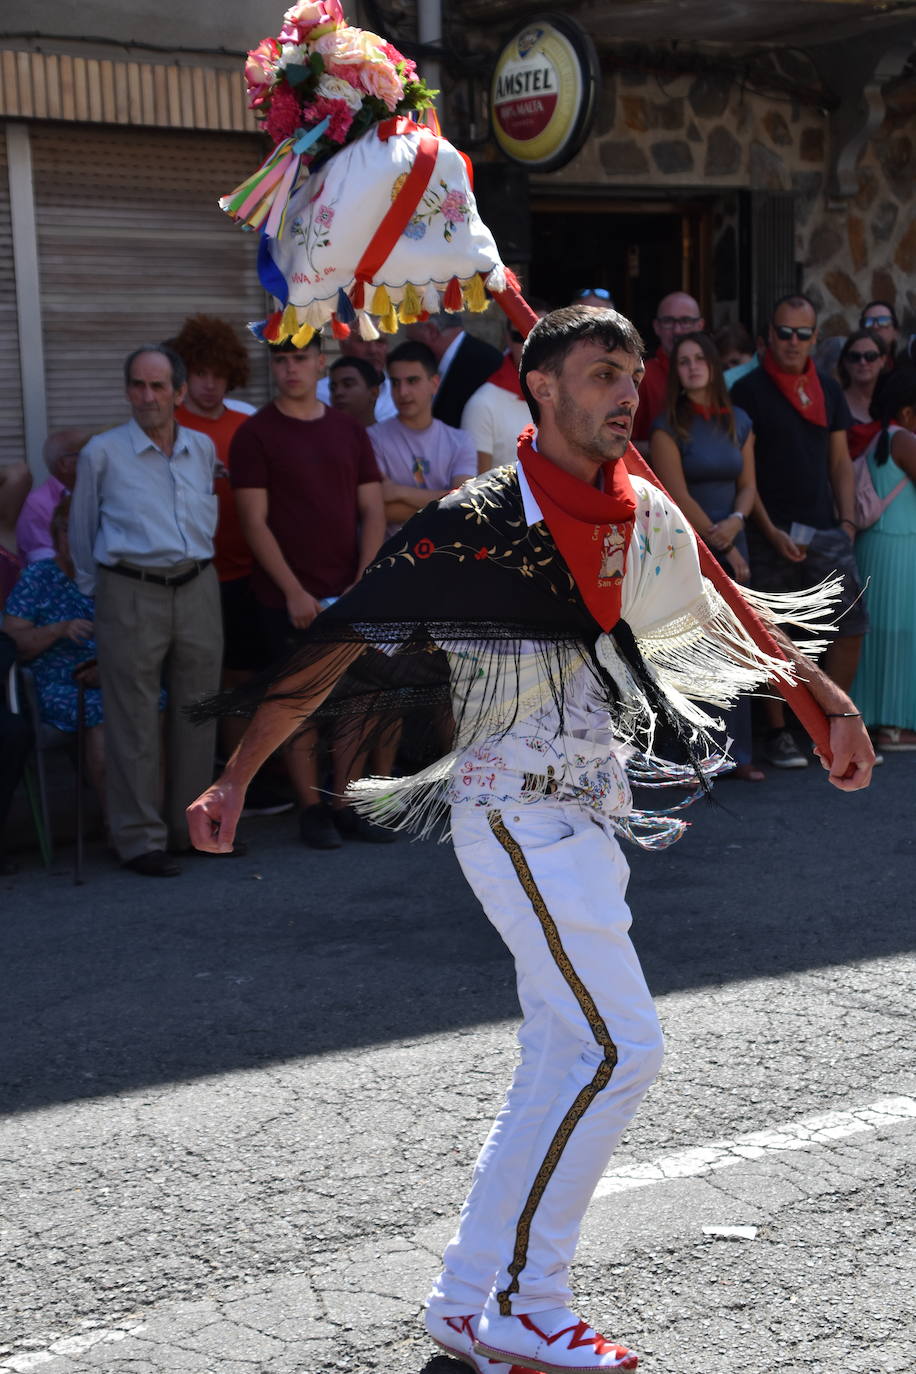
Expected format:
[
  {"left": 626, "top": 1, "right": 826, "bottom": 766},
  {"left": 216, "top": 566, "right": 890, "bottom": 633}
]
[
  {"left": 838, "top": 330, "right": 888, "bottom": 459},
  {"left": 851, "top": 368, "right": 916, "bottom": 750},
  {"left": 650, "top": 331, "right": 763, "bottom": 780}
]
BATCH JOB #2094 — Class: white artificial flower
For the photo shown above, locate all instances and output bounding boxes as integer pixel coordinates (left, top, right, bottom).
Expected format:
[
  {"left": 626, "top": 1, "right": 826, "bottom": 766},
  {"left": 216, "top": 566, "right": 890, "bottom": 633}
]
[
  {"left": 277, "top": 42, "right": 306, "bottom": 69},
  {"left": 316, "top": 73, "right": 364, "bottom": 110}
]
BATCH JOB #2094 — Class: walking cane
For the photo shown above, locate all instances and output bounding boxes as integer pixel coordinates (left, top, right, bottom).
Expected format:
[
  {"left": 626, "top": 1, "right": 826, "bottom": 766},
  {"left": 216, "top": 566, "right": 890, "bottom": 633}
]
[{"left": 75, "top": 677, "right": 85, "bottom": 885}]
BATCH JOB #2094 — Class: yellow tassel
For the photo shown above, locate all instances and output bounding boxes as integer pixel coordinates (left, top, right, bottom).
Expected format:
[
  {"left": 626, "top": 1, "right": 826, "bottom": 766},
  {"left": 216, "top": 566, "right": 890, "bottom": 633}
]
[
  {"left": 401, "top": 282, "right": 421, "bottom": 317},
  {"left": 291, "top": 321, "right": 316, "bottom": 349},
  {"left": 280, "top": 304, "right": 299, "bottom": 341},
  {"left": 371, "top": 284, "right": 390, "bottom": 316},
  {"left": 378, "top": 304, "right": 400, "bottom": 334},
  {"left": 462, "top": 273, "right": 487, "bottom": 313}
]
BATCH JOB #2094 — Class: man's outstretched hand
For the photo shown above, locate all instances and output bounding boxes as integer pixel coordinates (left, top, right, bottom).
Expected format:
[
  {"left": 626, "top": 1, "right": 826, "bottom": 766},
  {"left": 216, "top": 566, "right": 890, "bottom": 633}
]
[
  {"left": 813, "top": 715, "right": 875, "bottom": 792},
  {"left": 187, "top": 776, "right": 246, "bottom": 852}
]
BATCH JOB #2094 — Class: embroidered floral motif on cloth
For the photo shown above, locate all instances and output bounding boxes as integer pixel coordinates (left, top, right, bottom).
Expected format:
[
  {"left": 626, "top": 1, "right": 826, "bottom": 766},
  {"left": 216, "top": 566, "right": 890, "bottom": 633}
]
[{"left": 192, "top": 443, "right": 842, "bottom": 848}]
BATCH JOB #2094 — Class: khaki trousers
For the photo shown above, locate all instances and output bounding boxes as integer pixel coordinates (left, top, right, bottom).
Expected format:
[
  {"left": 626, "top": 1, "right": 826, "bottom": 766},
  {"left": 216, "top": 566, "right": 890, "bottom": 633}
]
[{"left": 95, "top": 563, "right": 222, "bottom": 861}]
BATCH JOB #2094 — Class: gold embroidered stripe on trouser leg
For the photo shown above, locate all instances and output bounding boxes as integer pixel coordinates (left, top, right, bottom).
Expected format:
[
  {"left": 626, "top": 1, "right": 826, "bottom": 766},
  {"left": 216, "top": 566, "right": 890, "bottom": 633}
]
[{"left": 487, "top": 809, "right": 618, "bottom": 1317}]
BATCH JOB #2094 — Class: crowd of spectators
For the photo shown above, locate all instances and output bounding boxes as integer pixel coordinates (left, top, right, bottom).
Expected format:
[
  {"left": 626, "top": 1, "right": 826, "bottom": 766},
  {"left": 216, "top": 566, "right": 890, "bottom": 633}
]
[{"left": 1, "top": 289, "right": 914, "bottom": 875}]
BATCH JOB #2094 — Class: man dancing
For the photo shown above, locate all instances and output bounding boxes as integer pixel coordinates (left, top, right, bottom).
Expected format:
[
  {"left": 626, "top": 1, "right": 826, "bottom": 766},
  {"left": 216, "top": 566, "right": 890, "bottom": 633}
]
[{"left": 187, "top": 307, "right": 873, "bottom": 1373}]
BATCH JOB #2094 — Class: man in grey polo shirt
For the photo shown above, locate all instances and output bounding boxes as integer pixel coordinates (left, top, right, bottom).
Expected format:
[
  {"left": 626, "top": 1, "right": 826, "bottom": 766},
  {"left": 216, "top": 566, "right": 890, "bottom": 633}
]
[{"left": 70, "top": 344, "right": 224, "bottom": 875}]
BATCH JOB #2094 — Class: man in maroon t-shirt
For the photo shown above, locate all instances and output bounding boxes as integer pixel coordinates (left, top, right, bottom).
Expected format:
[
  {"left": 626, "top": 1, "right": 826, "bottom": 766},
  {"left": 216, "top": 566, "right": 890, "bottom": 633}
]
[
  {"left": 630, "top": 291, "right": 704, "bottom": 451},
  {"left": 230, "top": 336, "right": 387, "bottom": 849}
]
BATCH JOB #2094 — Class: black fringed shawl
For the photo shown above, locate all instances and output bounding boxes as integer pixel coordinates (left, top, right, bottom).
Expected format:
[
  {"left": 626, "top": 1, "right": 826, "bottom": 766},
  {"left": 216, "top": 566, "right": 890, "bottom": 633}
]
[{"left": 191, "top": 466, "right": 727, "bottom": 843}]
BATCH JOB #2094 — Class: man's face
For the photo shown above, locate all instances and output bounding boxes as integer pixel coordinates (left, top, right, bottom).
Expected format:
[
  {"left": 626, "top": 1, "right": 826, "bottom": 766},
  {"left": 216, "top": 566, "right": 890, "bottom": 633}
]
[
  {"left": 270, "top": 346, "right": 324, "bottom": 399},
  {"left": 861, "top": 306, "right": 898, "bottom": 353},
  {"left": 127, "top": 351, "right": 184, "bottom": 432},
  {"left": 768, "top": 303, "right": 817, "bottom": 375},
  {"left": 330, "top": 364, "right": 378, "bottom": 423},
  {"left": 535, "top": 340, "right": 644, "bottom": 467},
  {"left": 342, "top": 334, "right": 388, "bottom": 377},
  {"left": 186, "top": 367, "right": 229, "bottom": 415},
  {"left": 388, "top": 359, "right": 439, "bottom": 426},
  {"left": 653, "top": 292, "right": 703, "bottom": 355}
]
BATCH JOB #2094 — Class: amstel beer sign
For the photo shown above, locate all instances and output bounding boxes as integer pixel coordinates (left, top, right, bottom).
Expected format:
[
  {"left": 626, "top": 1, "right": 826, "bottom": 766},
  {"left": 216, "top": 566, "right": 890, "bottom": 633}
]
[{"left": 491, "top": 16, "right": 599, "bottom": 171}]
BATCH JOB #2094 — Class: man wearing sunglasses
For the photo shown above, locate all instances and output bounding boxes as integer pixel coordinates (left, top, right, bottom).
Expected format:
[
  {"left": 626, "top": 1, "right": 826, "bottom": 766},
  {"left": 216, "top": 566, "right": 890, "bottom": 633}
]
[
  {"left": 732, "top": 294, "right": 867, "bottom": 770},
  {"left": 630, "top": 291, "right": 705, "bottom": 451},
  {"left": 859, "top": 300, "right": 901, "bottom": 370}
]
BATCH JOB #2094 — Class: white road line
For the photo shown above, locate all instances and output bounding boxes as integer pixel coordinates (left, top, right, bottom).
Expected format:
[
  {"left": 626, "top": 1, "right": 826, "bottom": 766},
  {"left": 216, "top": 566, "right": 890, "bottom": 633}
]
[
  {"left": 593, "top": 1094, "right": 916, "bottom": 1199},
  {"left": 1, "top": 1325, "right": 143, "bottom": 1372}
]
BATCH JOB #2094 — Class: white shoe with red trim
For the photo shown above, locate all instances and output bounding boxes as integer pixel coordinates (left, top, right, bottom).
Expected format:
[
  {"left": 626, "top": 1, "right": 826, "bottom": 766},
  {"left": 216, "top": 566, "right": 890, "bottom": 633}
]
[
  {"left": 473, "top": 1307, "right": 638, "bottom": 1373},
  {"left": 424, "top": 1309, "right": 548, "bottom": 1374}
]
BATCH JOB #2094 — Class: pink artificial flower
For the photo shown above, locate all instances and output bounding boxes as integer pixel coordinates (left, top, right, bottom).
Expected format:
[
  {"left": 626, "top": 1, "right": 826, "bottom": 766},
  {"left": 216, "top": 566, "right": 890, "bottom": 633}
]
[
  {"left": 279, "top": 0, "right": 345, "bottom": 43},
  {"left": 357, "top": 57, "right": 404, "bottom": 111},
  {"left": 323, "top": 62, "right": 360, "bottom": 88},
  {"left": 245, "top": 37, "right": 281, "bottom": 108},
  {"left": 301, "top": 95, "right": 355, "bottom": 144},
  {"left": 313, "top": 26, "right": 368, "bottom": 66},
  {"left": 263, "top": 84, "right": 305, "bottom": 144}
]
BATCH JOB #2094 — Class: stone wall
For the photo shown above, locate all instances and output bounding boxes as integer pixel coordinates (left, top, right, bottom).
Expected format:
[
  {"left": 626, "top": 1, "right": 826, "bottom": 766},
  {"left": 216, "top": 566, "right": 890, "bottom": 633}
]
[{"left": 515, "top": 65, "right": 914, "bottom": 335}]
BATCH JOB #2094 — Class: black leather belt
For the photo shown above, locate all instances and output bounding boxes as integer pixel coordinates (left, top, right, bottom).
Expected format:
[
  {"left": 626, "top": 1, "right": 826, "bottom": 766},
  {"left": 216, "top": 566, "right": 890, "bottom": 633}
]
[{"left": 104, "top": 559, "right": 210, "bottom": 588}]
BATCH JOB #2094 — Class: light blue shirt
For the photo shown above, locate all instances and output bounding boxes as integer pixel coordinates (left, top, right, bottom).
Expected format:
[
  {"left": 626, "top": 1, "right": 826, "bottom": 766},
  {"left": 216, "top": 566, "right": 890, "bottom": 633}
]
[
  {"left": 724, "top": 356, "right": 759, "bottom": 391},
  {"left": 69, "top": 418, "right": 218, "bottom": 595}
]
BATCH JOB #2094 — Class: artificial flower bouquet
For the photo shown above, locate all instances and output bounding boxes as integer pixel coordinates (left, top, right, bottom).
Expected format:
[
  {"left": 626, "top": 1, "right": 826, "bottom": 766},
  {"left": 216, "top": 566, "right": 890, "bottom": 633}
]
[{"left": 244, "top": 0, "right": 436, "bottom": 162}]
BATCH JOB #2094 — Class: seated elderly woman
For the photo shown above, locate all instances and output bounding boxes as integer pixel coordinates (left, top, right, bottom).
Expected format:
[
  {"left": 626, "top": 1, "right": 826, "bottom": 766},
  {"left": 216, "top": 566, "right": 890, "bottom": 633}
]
[{"left": 2, "top": 496, "right": 105, "bottom": 809}]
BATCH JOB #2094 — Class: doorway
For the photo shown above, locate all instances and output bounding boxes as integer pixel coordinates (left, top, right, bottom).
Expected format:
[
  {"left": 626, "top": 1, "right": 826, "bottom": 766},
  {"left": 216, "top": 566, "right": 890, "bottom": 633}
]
[{"left": 528, "top": 196, "right": 713, "bottom": 345}]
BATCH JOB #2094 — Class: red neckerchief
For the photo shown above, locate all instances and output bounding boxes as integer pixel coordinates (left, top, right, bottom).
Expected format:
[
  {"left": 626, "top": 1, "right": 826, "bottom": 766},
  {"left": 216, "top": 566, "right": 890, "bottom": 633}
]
[
  {"left": 847, "top": 417, "right": 882, "bottom": 460},
  {"left": 689, "top": 400, "right": 730, "bottom": 421},
  {"left": 517, "top": 426, "right": 636, "bottom": 632},
  {"left": 762, "top": 351, "right": 827, "bottom": 427},
  {"left": 487, "top": 352, "right": 523, "bottom": 398}
]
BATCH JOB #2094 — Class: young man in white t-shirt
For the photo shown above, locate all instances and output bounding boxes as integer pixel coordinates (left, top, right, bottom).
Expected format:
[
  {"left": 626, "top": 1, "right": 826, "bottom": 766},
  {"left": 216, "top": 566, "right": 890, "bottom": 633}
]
[{"left": 368, "top": 341, "right": 476, "bottom": 537}]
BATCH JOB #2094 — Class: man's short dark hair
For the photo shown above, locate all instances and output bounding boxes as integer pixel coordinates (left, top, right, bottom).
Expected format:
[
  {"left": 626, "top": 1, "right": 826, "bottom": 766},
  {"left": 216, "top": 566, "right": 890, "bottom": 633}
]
[
  {"left": 770, "top": 293, "right": 818, "bottom": 326},
  {"left": 860, "top": 299, "right": 899, "bottom": 330},
  {"left": 124, "top": 344, "right": 187, "bottom": 391},
  {"left": 387, "top": 341, "right": 439, "bottom": 377},
  {"left": 519, "top": 306, "right": 644, "bottom": 423},
  {"left": 268, "top": 333, "right": 322, "bottom": 355},
  {"left": 330, "top": 355, "right": 382, "bottom": 389}
]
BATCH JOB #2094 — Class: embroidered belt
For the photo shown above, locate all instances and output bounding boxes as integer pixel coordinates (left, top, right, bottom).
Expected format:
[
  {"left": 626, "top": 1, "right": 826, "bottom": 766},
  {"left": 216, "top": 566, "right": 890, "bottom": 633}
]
[{"left": 104, "top": 560, "right": 211, "bottom": 588}]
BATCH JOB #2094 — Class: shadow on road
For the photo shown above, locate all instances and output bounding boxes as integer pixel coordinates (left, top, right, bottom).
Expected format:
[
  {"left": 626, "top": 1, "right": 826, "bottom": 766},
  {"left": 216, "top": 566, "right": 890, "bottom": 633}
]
[{"left": 1, "top": 759, "right": 912, "bottom": 1114}]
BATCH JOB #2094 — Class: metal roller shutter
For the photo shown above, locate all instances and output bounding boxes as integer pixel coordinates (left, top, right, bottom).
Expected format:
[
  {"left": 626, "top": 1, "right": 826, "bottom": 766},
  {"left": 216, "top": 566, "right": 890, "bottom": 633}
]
[
  {"left": 29, "top": 123, "right": 272, "bottom": 433},
  {"left": 0, "top": 128, "right": 25, "bottom": 464}
]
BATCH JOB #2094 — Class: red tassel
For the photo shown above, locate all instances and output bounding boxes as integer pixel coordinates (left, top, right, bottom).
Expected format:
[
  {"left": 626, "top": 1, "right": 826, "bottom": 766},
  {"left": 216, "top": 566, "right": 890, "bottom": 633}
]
[
  {"left": 330, "top": 316, "right": 351, "bottom": 340},
  {"left": 417, "top": 310, "right": 430, "bottom": 322},
  {"left": 444, "top": 276, "right": 463, "bottom": 312},
  {"left": 349, "top": 279, "right": 365, "bottom": 310},
  {"left": 264, "top": 310, "right": 284, "bottom": 343}
]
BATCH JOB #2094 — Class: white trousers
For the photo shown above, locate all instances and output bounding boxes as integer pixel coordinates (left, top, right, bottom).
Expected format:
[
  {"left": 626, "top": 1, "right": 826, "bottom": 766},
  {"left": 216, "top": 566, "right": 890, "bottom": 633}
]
[{"left": 427, "top": 802, "right": 664, "bottom": 1318}]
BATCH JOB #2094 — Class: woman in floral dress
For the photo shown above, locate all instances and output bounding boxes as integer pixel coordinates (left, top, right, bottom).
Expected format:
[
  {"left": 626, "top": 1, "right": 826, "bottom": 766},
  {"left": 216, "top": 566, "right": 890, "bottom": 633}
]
[{"left": 3, "top": 496, "right": 106, "bottom": 807}]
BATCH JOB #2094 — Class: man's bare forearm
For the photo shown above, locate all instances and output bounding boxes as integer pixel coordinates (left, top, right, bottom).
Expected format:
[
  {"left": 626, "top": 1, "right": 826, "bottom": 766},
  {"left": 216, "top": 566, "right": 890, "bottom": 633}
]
[
  {"left": 241, "top": 517, "right": 304, "bottom": 599},
  {"left": 769, "top": 625, "right": 857, "bottom": 713},
  {"left": 222, "top": 641, "right": 366, "bottom": 786}
]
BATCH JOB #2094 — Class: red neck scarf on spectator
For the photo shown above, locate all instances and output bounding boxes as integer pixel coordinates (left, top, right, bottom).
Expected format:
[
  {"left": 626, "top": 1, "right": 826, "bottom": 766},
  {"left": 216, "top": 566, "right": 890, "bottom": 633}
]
[
  {"left": 689, "top": 400, "right": 729, "bottom": 421},
  {"left": 488, "top": 352, "right": 523, "bottom": 397},
  {"left": 656, "top": 347, "right": 670, "bottom": 373},
  {"left": 847, "top": 417, "right": 882, "bottom": 460},
  {"left": 763, "top": 350, "right": 827, "bottom": 428},
  {"left": 517, "top": 426, "right": 637, "bottom": 632}
]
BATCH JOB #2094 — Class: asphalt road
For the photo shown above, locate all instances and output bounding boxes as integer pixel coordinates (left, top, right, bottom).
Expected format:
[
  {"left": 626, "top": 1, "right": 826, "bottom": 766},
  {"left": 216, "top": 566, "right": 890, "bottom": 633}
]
[{"left": 1, "top": 750, "right": 914, "bottom": 1374}]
